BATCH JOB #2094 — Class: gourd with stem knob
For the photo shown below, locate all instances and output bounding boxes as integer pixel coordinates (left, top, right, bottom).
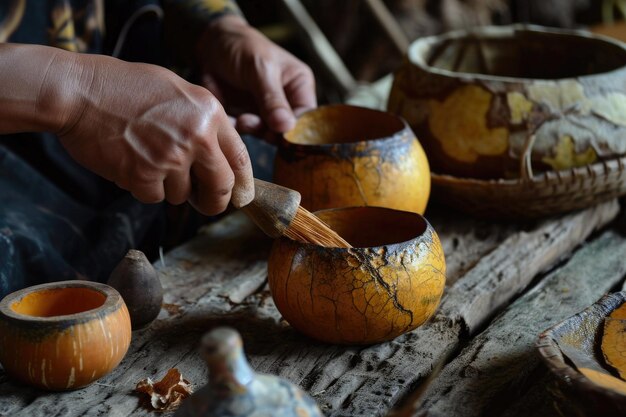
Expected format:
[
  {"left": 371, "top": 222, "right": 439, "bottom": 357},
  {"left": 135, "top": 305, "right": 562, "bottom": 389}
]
[{"left": 174, "top": 327, "right": 323, "bottom": 417}]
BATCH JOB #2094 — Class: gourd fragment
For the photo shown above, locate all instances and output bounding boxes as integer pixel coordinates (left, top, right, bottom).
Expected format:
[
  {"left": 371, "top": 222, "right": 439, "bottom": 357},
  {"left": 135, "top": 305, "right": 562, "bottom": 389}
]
[{"left": 602, "top": 304, "right": 626, "bottom": 380}]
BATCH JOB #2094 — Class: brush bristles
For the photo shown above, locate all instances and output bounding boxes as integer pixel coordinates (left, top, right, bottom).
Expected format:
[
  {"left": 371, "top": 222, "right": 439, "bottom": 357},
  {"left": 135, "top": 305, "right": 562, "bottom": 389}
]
[{"left": 284, "top": 206, "right": 352, "bottom": 248}]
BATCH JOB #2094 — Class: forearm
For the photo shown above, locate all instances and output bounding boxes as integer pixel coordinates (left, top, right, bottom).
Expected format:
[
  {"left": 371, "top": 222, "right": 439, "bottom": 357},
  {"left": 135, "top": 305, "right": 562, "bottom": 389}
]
[{"left": 0, "top": 43, "right": 92, "bottom": 134}]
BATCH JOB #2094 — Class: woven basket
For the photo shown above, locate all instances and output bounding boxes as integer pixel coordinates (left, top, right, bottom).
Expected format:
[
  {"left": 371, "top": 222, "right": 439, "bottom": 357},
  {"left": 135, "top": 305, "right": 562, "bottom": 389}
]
[
  {"left": 431, "top": 155, "right": 626, "bottom": 219},
  {"left": 387, "top": 25, "right": 626, "bottom": 218},
  {"left": 536, "top": 292, "right": 626, "bottom": 417}
]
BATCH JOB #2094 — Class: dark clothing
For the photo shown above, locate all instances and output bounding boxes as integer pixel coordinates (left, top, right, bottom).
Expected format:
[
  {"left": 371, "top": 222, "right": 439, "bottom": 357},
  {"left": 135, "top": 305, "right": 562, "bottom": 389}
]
[{"left": 0, "top": 0, "right": 245, "bottom": 298}]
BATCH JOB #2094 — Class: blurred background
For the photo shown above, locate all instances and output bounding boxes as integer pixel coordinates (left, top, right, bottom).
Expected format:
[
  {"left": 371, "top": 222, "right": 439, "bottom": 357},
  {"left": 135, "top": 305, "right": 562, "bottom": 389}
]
[{"left": 237, "top": 0, "right": 626, "bottom": 104}]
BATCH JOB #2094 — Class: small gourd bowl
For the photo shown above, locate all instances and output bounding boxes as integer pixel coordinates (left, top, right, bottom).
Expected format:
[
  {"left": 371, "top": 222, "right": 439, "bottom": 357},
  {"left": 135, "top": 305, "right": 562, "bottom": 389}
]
[
  {"left": 536, "top": 292, "right": 626, "bottom": 416},
  {"left": 274, "top": 104, "right": 431, "bottom": 214},
  {"left": 268, "top": 206, "right": 446, "bottom": 345},
  {"left": 0, "top": 280, "right": 132, "bottom": 391},
  {"left": 388, "top": 24, "right": 626, "bottom": 218}
]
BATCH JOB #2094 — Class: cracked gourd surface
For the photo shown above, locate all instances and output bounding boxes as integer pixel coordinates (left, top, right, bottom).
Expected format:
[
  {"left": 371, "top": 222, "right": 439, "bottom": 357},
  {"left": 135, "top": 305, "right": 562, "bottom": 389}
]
[
  {"left": 267, "top": 207, "right": 445, "bottom": 344},
  {"left": 276, "top": 105, "right": 431, "bottom": 214},
  {"left": 602, "top": 304, "right": 626, "bottom": 380}
]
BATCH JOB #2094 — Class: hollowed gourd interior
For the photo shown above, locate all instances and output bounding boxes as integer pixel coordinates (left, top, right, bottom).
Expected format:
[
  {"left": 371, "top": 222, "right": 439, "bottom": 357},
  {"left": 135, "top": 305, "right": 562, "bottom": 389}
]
[
  {"left": 284, "top": 105, "right": 404, "bottom": 145},
  {"left": 316, "top": 207, "right": 426, "bottom": 248},
  {"left": 11, "top": 287, "right": 107, "bottom": 317},
  {"left": 425, "top": 31, "right": 626, "bottom": 79}
]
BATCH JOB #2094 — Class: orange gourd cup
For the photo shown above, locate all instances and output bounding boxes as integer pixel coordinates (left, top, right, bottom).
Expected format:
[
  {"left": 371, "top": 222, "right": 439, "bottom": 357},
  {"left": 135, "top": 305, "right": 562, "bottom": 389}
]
[
  {"left": 274, "top": 105, "right": 431, "bottom": 214},
  {"left": 0, "top": 280, "right": 131, "bottom": 390},
  {"left": 268, "top": 206, "right": 446, "bottom": 345}
]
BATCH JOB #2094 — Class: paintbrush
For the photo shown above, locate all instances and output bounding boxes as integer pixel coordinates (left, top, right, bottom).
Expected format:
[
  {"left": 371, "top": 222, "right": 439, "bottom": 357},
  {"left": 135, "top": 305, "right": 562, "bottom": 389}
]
[{"left": 231, "top": 179, "right": 351, "bottom": 248}]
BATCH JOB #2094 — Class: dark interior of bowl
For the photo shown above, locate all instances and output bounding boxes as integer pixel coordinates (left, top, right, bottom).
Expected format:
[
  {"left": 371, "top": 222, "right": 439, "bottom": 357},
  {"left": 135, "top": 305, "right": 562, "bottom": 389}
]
[
  {"left": 284, "top": 105, "right": 405, "bottom": 145},
  {"left": 426, "top": 30, "right": 626, "bottom": 79},
  {"left": 315, "top": 207, "right": 427, "bottom": 248}
]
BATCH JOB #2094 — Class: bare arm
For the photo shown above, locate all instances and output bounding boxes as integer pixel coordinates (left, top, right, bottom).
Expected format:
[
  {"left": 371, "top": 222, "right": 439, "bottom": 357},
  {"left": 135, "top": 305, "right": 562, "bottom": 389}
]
[
  {"left": 0, "top": 43, "right": 81, "bottom": 133},
  {"left": 0, "top": 43, "right": 254, "bottom": 213}
]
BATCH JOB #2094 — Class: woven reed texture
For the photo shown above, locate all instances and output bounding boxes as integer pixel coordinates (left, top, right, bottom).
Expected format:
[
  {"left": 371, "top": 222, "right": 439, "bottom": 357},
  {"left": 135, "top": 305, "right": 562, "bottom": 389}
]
[{"left": 431, "top": 156, "right": 626, "bottom": 218}]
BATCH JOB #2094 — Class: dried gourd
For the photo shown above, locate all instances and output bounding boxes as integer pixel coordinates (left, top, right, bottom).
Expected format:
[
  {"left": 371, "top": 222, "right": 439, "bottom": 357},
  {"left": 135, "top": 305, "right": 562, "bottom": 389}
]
[
  {"left": 0, "top": 281, "right": 131, "bottom": 390},
  {"left": 579, "top": 368, "right": 626, "bottom": 396},
  {"left": 108, "top": 249, "right": 163, "bottom": 329},
  {"left": 610, "top": 303, "right": 626, "bottom": 319},
  {"left": 602, "top": 304, "right": 626, "bottom": 380},
  {"left": 268, "top": 207, "right": 446, "bottom": 345}
]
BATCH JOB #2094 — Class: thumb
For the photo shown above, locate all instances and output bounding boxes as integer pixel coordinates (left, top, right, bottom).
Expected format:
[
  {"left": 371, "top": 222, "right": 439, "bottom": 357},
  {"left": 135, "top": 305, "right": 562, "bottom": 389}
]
[{"left": 250, "top": 69, "right": 296, "bottom": 133}]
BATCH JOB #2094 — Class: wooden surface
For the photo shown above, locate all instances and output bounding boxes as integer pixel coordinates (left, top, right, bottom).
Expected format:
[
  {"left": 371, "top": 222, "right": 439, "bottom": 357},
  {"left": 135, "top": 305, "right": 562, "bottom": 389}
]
[{"left": 0, "top": 199, "right": 623, "bottom": 417}]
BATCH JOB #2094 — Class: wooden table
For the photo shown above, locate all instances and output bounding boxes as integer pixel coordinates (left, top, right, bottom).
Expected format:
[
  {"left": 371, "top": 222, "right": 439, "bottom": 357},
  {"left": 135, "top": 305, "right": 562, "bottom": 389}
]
[{"left": 1, "top": 198, "right": 625, "bottom": 416}]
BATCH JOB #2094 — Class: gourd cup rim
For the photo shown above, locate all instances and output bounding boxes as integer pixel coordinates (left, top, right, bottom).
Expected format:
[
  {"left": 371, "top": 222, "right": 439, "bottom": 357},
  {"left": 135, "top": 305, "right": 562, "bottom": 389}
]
[
  {"left": 280, "top": 206, "right": 434, "bottom": 251},
  {"left": 280, "top": 104, "right": 411, "bottom": 151},
  {"left": 0, "top": 280, "right": 124, "bottom": 327}
]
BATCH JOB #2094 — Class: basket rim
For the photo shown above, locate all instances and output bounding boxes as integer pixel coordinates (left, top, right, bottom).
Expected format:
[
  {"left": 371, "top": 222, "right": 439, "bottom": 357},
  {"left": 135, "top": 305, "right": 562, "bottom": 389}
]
[
  {"left": 407, "top": 24, "right": 626, "bottom": 84},
  {"left": 432, "top": 155, "right": 626, "bottom": 187}
]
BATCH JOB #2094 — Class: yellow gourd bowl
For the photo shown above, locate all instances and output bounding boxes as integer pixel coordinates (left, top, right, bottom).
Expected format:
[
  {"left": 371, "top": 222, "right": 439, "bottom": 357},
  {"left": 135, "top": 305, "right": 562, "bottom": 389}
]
[
  {"left": 0, "top": 280, "right": 131, "bottom": 390},
  {"left": 387, "top": 25, "right": 626, "bottom": 179},
  {"left": 268, "top": 207, "right": 446, "bottom": 345},
  {"left": 274, "top": 105, "right": 431, "bottom": 214}
]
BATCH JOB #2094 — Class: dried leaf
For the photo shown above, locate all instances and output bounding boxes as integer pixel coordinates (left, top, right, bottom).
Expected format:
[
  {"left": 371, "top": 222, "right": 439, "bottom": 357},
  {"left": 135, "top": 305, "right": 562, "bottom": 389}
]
[
  {"left": 135, "top": 368, "right": 193, "bottom": 411},
  {"left": 579, "top": 368, "right": 626, "bottom": 396},
  {"left": 603, "top": 316, "right": 626, "bottom": 380}
]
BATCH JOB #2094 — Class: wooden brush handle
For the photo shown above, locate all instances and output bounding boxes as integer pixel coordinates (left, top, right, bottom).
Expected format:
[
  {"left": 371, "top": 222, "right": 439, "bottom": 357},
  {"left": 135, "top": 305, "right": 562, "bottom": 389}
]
[{"left": 232, "top": 179, "right": 302, "bottom": 238}]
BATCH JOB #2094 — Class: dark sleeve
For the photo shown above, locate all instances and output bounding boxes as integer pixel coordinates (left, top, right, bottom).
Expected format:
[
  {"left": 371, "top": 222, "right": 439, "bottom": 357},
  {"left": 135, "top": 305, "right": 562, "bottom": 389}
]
[{"left": 162, "top": 0, "right": 243, "bottom": 66}]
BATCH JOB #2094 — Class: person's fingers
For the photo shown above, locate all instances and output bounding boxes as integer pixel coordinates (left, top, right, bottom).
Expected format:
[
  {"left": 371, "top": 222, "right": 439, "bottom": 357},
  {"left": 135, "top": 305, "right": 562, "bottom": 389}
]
[
  {"left": 236, "top": 113, "right": 282, "bottom": 145},
  {"left": 250, "top": 66, "right": 296, "bottom": 133},
  {"left": 163, "top": 170, "right": 191, "bottom": 205},
  {"left": 284, "top": 64, "right": 317, "bottom": 117},
  {"left": 200, "top": 72, "right": 225, "bottom": 103},
  {"left": 236, "top": 113, "right": 263, "bottom": 134},
  {"left": 130, "top": 181, "right": 165, "bottom": 204},
  {"left": 189, "top": 151, "right": 235, "bottom": 216},
  {"left": 116, "top": 164, "right": 165, "bottom": 204},
  {"left": 216, "top": 123, "right": 255, "bottom": 208}
]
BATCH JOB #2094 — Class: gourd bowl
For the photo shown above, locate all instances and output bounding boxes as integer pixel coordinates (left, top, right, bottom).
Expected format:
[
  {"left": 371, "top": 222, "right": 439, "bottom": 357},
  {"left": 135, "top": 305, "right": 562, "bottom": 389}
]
[
  {"left": 268, "top": 206, "right": 446, "bottom": 345},
  {"left": 274, "top": 105, "right": 431, "bottom": 214},
  {"left": 388, "top": 25, "right": 626, "bottom": 218},
  {"left": 0, "top": 280, "right": 131, "bottom": 390}
]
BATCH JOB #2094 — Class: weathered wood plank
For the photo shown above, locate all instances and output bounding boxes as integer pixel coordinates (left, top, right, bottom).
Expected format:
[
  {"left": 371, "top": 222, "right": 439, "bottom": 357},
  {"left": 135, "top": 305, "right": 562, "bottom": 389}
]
[
  {"left": 247, "top": 201, "right": 618, "bottom": 417},
  {"left": 426, "top": 205, "right": 520, "bottom": 285},
  {"left": 499, "top": 372, "right": 561, "bottom": 417},
  {"left": 402, "top": 229, "right": 626, "bottom": 417},
  {"left": 0, "top": 215, "right": 272, "bottom": 417},
  {"left": 439, "top": 200, "right": 619, "bottom": 333},
  {"left": 0, "top": 201, "right": 618, "bottom": 417}
]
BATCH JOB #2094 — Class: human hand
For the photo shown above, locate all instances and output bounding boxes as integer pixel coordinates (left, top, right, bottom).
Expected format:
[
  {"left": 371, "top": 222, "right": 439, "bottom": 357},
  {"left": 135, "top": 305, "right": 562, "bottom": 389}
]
[
  {"left": 196, "top": 15, "right": 316, "bottom": 137},
  {"left": 56, "top": 53, "right": 254, "bottom": 214}
]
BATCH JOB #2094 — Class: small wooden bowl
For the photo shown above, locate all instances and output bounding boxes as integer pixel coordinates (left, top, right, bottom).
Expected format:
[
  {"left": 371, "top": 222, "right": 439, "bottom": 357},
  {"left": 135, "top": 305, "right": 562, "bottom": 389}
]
[
  {"left": 268, "top": 206, "right": 446, "bottom": 345},
  {"left": 274, "top": 104, "right": 431, "bottom": 214},
  {"left": 0, "top": 280, "right": 132, "bottom": 390},
  {"left": 536, "top": 292, "right": 626, "bottom": 416}
]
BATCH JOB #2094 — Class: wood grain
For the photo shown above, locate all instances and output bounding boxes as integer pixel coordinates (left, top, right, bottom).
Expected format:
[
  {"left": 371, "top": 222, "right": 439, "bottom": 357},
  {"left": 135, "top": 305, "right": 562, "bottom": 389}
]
[
  {"left": 404, "top": 229, "right": 626, "bottom": 417},
  {"left": 0, "top": 201, "right": 618, "bottom": 417}
]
